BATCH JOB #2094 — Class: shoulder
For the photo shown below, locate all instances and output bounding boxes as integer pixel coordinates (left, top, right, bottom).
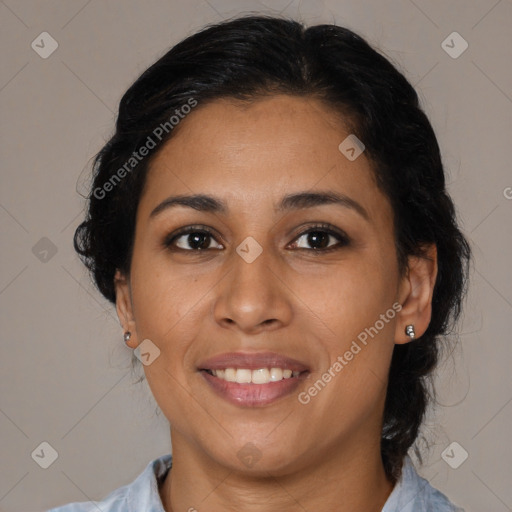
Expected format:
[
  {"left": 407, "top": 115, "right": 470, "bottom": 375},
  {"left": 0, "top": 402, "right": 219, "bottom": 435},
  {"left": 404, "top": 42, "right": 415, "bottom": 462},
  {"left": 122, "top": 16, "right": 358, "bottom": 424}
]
[
  {"left": 382, "top": 456, "right": 465, "bottom": 512},
  {"left": 46, "top": 454, "right": 173, "bottom": 512}
]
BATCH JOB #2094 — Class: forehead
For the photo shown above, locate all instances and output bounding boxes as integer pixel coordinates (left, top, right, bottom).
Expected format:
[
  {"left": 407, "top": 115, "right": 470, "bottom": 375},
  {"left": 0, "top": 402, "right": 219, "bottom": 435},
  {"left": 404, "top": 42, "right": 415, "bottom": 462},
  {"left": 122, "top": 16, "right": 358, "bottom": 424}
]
[
  {"left": 140, "top": 95, "right": 389, "bottom": 222},
  {"left": 150, "top": 95, "right": 353, "bottom": 168}
]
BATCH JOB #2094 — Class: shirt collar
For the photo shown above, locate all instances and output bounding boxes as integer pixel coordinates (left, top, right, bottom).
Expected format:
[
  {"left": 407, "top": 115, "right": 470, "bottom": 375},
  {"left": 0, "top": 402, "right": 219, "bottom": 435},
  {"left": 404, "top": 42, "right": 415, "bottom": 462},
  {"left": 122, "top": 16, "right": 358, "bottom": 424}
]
[{"left": 126, "top": 453, "right": 172, "bottom": 512}]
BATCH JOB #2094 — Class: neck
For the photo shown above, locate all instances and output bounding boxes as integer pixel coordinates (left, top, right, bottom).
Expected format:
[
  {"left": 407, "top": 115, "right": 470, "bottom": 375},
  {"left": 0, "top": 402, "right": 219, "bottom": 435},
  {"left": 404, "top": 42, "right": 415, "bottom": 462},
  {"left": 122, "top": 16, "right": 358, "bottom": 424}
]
[{"left": 159, "top": 428, "right": 395, "bottom": 512}]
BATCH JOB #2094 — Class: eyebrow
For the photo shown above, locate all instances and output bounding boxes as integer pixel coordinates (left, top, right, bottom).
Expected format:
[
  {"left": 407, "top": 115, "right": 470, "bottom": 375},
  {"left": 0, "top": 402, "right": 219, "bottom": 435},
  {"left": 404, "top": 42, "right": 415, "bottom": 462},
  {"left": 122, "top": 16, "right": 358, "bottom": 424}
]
[{"left": 149, "top": 191, "right": 369, "bottom": 221}]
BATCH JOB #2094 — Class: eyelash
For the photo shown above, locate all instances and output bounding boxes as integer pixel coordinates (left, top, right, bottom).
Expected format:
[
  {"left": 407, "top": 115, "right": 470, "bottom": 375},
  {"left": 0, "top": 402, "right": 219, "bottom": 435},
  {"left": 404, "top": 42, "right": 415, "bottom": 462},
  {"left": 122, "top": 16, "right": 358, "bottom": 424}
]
[{"left": 163, "top": 223, "right": 351, "bottom": 254}]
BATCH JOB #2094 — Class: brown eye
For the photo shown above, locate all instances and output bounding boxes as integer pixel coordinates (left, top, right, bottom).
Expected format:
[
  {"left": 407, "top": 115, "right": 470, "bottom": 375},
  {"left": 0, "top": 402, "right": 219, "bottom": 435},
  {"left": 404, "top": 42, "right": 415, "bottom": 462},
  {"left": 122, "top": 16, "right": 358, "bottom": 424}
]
[
  {"left": 164, "top": 226, "right": 223, "bottom": 251},
  {"left": 290, "top": 223, "right": 350, "bottom": 252}
]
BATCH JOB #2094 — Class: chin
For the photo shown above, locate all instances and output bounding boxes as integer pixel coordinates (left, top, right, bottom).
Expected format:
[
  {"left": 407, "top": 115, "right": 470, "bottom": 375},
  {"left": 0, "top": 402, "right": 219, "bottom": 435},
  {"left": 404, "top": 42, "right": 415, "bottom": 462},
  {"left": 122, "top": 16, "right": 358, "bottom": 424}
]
[{"left": 207, "top": 437, "right": 308, "bottom": 477}]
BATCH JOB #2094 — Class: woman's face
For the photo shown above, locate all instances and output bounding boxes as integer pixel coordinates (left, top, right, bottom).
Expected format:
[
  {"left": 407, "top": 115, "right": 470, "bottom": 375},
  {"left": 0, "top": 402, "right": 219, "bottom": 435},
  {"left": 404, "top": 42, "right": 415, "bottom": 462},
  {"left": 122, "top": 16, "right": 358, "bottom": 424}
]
[{"left": 116, "top": 95, "right": 419, "bottom": 475}]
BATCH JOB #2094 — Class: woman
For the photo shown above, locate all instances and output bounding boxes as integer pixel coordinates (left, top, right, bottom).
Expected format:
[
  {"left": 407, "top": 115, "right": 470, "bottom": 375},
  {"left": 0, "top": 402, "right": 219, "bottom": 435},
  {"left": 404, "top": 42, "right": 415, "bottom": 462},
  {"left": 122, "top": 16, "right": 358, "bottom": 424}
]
[{"left": 49, "top": 15, "right": 470, "bottom": 512}]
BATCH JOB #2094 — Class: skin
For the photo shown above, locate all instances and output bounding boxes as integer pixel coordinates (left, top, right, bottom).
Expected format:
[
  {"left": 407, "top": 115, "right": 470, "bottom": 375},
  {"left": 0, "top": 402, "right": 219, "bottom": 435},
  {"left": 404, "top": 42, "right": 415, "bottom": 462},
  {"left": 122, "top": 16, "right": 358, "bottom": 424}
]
[{"left": 114, "top": 95, "right": 437, "bottom": 512}]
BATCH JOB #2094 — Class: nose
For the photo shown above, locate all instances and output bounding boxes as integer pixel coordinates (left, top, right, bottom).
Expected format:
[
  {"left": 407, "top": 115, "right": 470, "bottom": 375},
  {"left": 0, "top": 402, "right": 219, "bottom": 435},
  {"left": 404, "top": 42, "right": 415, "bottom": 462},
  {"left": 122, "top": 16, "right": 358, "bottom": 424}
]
[{"left": 212, "top": 245, "right": 293, "bottom": 334}]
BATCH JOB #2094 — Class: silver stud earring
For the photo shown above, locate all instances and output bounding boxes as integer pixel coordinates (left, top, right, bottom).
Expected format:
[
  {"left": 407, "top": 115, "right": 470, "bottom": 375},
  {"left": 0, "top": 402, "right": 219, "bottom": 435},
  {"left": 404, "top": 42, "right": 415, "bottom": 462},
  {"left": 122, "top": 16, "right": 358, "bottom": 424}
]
[
  {"left": 123, "top": 331, "right": 132, "bottom": 343},
  {"left": 405, "top": 325, "right": 415, "bottom": 339}
]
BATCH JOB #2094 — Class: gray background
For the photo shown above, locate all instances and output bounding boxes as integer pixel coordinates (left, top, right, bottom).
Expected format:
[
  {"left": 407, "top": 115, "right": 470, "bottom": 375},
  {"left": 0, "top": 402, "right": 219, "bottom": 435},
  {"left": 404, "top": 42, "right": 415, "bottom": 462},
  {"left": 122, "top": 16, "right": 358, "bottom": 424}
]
[{"left": 1, "top": 1, "right": 511, "bottom": 510}]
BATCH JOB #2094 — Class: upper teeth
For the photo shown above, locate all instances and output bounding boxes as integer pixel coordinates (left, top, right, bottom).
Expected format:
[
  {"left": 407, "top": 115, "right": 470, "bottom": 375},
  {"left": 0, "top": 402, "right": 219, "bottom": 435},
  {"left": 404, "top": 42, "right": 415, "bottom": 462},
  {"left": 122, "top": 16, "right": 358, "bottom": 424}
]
[{"left": 209, "top": 368, "right": 300, "bottom": 384}]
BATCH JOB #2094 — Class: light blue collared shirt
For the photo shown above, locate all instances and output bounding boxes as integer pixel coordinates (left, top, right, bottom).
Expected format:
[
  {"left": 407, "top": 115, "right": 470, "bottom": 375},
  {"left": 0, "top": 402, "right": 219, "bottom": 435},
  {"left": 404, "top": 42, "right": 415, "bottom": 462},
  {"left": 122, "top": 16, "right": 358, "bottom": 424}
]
[{"left": 47, "top": 454, "right": 464, "bottom": 511}]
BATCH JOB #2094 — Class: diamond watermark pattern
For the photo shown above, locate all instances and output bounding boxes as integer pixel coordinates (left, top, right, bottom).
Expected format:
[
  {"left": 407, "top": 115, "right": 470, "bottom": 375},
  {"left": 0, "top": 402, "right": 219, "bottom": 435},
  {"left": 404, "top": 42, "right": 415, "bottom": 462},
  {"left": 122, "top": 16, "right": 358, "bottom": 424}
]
[
  {"left": 441, "top": 441, "right": 469, "bottom": 469},
  {"left": 236, "top": 236, "right": 263, "bottom": 263},
  {"left": 338, "top": 134, "right": 365, "bottom": 161},
  {"left": 31, "top": 441, "right": 59, "bottom": 469},
  {"left": 441, "top": 32, "right": 468, "bottom": 59},
  {"left": 237, "top": 442, "right": 262, "bottom": 468},
  {"left": 32, "top": 237, "right": 58, "bottom": 263},
  {"left": 31, "top": 32, "right": 59, "bottom": 59},
  {"left": 134, "top": 338, "right": 161, "bottom": 366}
]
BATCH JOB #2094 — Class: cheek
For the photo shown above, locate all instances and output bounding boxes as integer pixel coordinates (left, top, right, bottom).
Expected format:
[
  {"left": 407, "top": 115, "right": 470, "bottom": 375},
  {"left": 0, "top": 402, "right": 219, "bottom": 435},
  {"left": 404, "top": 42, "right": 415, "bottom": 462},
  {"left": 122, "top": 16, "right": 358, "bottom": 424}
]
[
  {"left": 127, "top": 262, "right": 196, "bottom": 383},
  {"left": 294, "top": 253, "right": 398, "bottom": 342},
  {"left": 127, "top": 259, "right": 208, "bottom": 425},
  {"left": 130, "top": 244, "right": 209, "bottom": 333},
  {"left": 295, "top": 253, "right": 398, "bottom": 402}
]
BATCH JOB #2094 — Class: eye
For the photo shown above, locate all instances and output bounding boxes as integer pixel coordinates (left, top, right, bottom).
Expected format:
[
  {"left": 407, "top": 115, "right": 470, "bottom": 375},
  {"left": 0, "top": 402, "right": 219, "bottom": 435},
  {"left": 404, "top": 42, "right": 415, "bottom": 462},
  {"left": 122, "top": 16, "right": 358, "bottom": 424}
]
[
  {"left": 289, "top": 223, "right": 350, "bottom": 252},
  {"left": 163, "top": 223, "right": 350, "bottom": 253},
  {"left": 164, "top": 225, "right": 223, "bottom": 251}
]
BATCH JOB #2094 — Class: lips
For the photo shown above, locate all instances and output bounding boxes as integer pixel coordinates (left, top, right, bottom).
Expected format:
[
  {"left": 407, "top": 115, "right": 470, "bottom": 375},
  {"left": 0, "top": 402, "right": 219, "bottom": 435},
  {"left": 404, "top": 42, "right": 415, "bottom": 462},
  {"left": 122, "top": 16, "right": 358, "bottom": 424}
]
[{"left": 197, "top": 352, "right": 310, "bottom": 407}]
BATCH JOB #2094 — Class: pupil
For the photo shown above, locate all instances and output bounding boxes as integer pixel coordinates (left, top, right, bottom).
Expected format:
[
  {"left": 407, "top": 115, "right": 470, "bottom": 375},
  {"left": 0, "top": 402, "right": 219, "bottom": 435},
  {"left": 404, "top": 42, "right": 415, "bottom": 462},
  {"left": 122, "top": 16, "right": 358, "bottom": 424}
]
[
  {"left": 189, "top": 233, "right": 209, "bottom": 250},
  {"left": 308, "top": 231, "right": 329, "bottom": 249}
]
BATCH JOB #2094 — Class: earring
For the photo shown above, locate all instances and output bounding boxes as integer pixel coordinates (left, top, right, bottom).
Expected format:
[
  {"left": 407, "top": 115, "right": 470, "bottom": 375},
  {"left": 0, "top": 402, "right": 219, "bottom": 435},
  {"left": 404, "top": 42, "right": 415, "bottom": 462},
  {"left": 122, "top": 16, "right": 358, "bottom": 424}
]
[
  {"left": 123, "top": 331, "right": 132, "bottom": 343},
  {"left": 405, "top": 325, "right": 415, "bottom": 339}
]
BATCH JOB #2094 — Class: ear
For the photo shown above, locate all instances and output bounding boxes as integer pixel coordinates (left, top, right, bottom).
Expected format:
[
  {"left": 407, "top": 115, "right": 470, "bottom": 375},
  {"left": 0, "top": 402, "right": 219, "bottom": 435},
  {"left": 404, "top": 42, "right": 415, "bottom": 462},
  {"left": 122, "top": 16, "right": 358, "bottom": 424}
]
[
  {"left": 395, "top": 244, "right": 438, "bottom": 344},
  {"left": 114, "top": 269, "right": 139, "bottom": 348}
]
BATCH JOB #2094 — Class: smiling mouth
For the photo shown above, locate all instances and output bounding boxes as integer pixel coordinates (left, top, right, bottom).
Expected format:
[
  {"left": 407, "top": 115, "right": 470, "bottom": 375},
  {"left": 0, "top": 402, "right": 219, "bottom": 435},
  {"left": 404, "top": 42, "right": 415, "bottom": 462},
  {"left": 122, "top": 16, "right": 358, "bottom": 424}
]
[
  {"left": 199, "top": 368, "right": 310, "bottom": 407},
  {"left": 197, "top": 351, "right": 311, "bottom": 406},
  {"left": 201, "top": 367, "right": 308, "bottom": 384}
]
